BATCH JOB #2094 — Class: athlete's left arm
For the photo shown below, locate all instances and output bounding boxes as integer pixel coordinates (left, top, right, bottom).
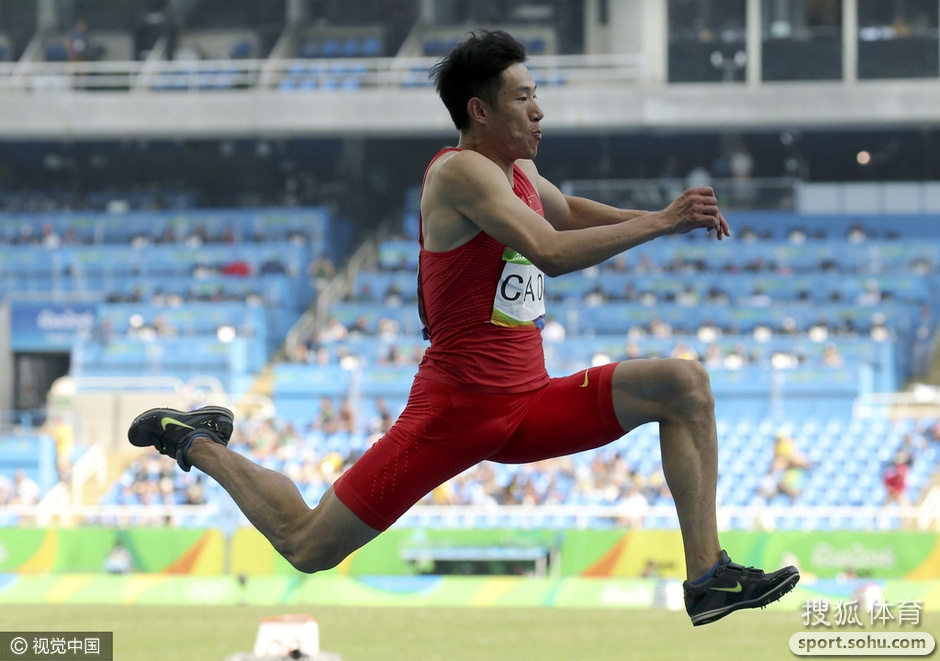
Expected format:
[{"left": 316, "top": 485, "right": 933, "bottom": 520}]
[{"left": 522, "top": 161, "right": 647, "bottom": 231}]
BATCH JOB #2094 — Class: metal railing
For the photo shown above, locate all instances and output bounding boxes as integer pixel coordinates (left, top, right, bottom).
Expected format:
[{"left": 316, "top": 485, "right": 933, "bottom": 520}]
[
  {"left": 0, "top": 52, "right": 646, "bottom": 94},
  {"left": 4, "top": 500, "right": 936, "bottom": 531},
  {"left": 561, "top": 177, "right": 800, "bottom": 211}
]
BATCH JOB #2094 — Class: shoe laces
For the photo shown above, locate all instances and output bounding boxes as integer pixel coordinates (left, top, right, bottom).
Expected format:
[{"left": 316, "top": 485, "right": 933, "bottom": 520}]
[{"left": 719, "top": 560, "right": 764, "bottom": 580}]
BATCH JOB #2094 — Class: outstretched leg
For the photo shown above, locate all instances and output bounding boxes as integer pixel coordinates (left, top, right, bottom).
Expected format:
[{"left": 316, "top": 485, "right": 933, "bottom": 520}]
[
  {"left": 127, "top": 406, "right": 379, "bottom": 573},
  {"left": 608, "top": 359, "right": 799, "bottom": 625},
  {"left": 609, "top": 358, "right": 721, "bottom": 580},
  {"left": 188, "top": 438, "right": 380, "bottom": 573}
]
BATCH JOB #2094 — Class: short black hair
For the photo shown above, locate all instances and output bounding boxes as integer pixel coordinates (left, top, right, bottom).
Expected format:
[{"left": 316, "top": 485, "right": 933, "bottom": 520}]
[{"left": 429, "top": 30, "right": 528, "bottom": 131}]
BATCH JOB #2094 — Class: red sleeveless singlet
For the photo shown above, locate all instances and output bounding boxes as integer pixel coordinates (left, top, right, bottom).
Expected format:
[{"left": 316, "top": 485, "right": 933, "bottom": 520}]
[{"left": 415, "top": 148, "right": 550, "bottom": 393}]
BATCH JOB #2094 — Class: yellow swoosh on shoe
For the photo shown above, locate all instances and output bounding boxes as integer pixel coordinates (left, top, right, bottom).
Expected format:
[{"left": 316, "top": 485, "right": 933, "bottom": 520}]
[{"left": 161, "top": 417, "right": 195, "bottom": 431}]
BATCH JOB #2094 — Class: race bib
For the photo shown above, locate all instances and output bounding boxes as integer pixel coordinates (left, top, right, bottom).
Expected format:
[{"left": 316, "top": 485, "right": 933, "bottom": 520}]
[{"left": 491, "top": 248, "right": 546, "bottom": 329}]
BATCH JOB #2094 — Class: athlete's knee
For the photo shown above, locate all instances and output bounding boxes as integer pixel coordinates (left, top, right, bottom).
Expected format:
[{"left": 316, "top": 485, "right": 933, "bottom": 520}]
[
  {"left": 273, "top": 513, "right": 349, "bottom": 574},
  {"left": 664, "top": 359, "right": 715, "bottom": 414},
  {"left": 278, "top": 533, "right": 347, "bottom": 574}
]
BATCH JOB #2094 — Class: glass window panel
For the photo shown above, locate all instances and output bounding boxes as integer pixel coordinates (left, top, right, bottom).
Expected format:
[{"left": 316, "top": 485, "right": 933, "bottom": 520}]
[
  {"left": 858, "top": 0, "right": 939, "bottom": 79},
  {"left": 762, "top": 0, "right": 842, "bottom": 81},
  {"left": 668, "top": 0, "right": 748, "bottom": 82}
]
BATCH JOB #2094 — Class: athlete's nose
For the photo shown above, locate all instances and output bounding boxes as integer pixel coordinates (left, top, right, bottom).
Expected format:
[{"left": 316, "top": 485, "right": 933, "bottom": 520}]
[{"left": 531, "top": 99, "right": 544, "bottom": 122}]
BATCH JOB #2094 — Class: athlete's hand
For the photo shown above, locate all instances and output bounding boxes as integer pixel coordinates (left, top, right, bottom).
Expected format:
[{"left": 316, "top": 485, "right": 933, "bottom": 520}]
[{"left": 659, "top": 187, "right": 731, "bottom": 240}]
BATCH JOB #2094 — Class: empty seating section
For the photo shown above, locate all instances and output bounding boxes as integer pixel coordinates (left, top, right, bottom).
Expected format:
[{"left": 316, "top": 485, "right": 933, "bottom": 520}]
[
  {"left": 1, "top": 207, "right": 333, "bottom": 393},
  {"left": 277, "top": 28, "right": 561, "bottom": 93},
  {"left": 422, "top": 31, "right": 551, "bottom": 57},
  {"left": 278, "top": 29, "right": 383, "bottom": 92}
]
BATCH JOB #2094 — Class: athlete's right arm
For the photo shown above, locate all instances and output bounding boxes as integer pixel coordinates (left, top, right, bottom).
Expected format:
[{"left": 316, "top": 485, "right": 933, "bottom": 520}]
[{"left": 426, "top": 150, "right": 721, "bottom": 277}]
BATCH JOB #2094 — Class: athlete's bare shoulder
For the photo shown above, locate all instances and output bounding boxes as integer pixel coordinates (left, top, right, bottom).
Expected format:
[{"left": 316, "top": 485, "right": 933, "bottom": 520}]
[
  {"left": 421, "top": 150, "right": 490, "bottom": 252},
  {"left": 427, "top": 148, "right": 498, "bottom": 187}
]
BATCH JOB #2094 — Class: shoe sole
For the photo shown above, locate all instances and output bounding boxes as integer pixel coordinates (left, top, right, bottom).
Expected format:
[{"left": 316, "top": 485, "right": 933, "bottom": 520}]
[
  {"left": 690, "top": 572, "right": 801, "bottom": 626},
  {"left": 128, "top": 406, "right": 235, "bottom": 449}
]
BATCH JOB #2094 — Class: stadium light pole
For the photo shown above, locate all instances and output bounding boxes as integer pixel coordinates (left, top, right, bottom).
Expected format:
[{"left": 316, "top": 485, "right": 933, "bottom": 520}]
[
  {"left": 745, "top": 0, "right": 762, "bottom": 86},
  {"left": 842, "top": 0, "right": 858, "bottom": 84}
]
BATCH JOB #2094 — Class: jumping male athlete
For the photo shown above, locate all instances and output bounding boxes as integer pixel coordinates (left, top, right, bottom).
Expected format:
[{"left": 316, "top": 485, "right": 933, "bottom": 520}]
[{"left": 129, "top": 30, "right": 798, "bottom": 626}]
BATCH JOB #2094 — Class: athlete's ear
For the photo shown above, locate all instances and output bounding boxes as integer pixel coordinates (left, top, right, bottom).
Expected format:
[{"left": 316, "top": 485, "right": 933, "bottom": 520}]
[{"left": 467, "top": 97, "right": 487, "bottom": 125}]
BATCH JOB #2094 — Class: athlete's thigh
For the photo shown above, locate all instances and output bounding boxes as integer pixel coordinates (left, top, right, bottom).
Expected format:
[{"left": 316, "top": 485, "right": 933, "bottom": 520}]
[
  {"left": 333, "top": 377, "right": 512, "bottom": 530},
  {"left": 491, "top": 363, "right": 625, "bottom": 464}
]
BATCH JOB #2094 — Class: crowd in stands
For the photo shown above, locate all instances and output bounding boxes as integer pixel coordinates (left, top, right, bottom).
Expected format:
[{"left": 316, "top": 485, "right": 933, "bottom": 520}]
[
  {"left": 0, "top": 470, "right": 42, "bottom": 506},
  {"left": 101, "top": 400, "right": 940, "bottom": 531}
]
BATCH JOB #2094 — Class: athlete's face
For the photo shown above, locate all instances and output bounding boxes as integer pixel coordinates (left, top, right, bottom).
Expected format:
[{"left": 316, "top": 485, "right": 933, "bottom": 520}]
[{"left": 487, "top": 62, "right": 544, "bottom": 160}]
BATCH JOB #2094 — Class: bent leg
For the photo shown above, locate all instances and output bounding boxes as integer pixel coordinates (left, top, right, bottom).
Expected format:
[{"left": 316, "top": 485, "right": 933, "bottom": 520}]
[
  {"left": 609, "top": 358, "right": 721, "bottom": 580},
  {"left": 187, "top": 438, "right": 380, "bottom": 573}
]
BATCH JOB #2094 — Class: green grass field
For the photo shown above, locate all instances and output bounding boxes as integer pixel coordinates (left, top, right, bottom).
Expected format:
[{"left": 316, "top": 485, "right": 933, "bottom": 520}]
[{"left": 3, "top": 604, "right": 935, "bottom": 661}]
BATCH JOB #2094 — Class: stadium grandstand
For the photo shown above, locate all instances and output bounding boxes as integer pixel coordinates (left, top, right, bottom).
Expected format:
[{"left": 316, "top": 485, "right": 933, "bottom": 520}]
[{"left": 1, "top": 0, "right": 940, "bottom": 600}]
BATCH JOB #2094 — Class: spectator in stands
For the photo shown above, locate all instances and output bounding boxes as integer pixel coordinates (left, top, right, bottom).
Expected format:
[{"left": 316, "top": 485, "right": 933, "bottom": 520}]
[
  {"left": 583, "top": 284, "right": 606, "bottom": 307},
  {"left": 658, "top": 157, "right": 684, "bottom": 204},
  {"left": 771, "top": 432, "right": 811, "bottom": 471},
  {"left": 128, "top": 31, "right": 798, "bottom": 629},
  {"left": 11, "top": 470, "right": 40, "bottom": 505},
  {"left": 912, "top": 306, "right": 934, "bottom": 377},
  {"left": 696, "top": 319, "right": 722, "bottom": 343},
  {"left": 856, "top": 279, "right": 883, "bottom": 306},
  {"left": 185, "top": 226, "right": 208, "bottom": 247},
  {"left": 337, "top": 400, "right": 357, "bottom": 435},
  {"left": 12, "top": 224, "right": 37, "bottom": 245},
  {"left": 676, "top": 285, "right": 699, "bottom": 307},
  {"left": 686, "top": 164, "right": 712, "bottom": 190},
  {"left": 184, "top": 476, "right": 207, "bottom": 505},
  {"left": 134, "top": 0, "right": 177, "bottom": 60},
  {"left": 638, "top": 289, "right": 658, "bottom": 306},
  {"left": 847, "top": 223, "right": 868, "bottom": 243},
  {"left": 722, "top": 344, "right": 750, "bottom": 369},
  {"left": 308, "top": 255, "right": 336, "bottom": 290},
  {"left": 369, "top": 398, "right": 395, "bottom": 436},
  {"left": 45, "top": 415, "right": 75, "bottom": 483},
  {"left": 314, "top": 397, "right": 339, "bottom": 434},
  {"left": 729, "top": 143, "right": 755, "bottom": 205},
  {"left": 40, "top": 222, "right": 61, "bottom": 249},
  {"left": 66, "top": 19, "right": 104, "bottom": 62},
  {"left": 154, "top": 226, "right": 176, "bottom": 244},
  {"left": 317, "top": 317, "right": 349, "bottom": 343},
  {"left": 671, "top": 341, "right": 699, "bottom": 361},
  {"left": 151, "top": 315, "right": 178, "bottom": 337},
  {"left": 650, "top": 317, "right": 673, "bottom": 339},
  {"left": 759, "top": 431, "right": 812, "bottom": 503},
  {"left": 758, "top": 461, "right": 807, "bottom": 503},
  {"left": 634, "top": 254, "right": 660, "bottom": 275},
  {"left": 883, "top": 449, "right": 914, "bottom": 506},
  {"left": 704, "top": 286, "right": 730, "bottom": 305},
  {"left": 787, "top": 227, "right": 807, "bottom": 244},
  {"left": 808, "top": 318, "right": 831, "bottom": 342},
  {"left": 703, "top": 343, "right": 723, "bottom": 369},
  {"left": 744, "top": 286, "right": 772, "bottom": 307},
  {"left": 376, "top": 317, "right": 401, "bottom": 341},
  {"left": 346, "top": 316, "right": 370, "bottom": 337},
  {"left": 607, "top": 254, "right": 628, "bottom": 272},
  {"left": 0, "top": 473, "right": 12, "bottom": 505},
  {"left": 820, "top": 343, "right": 844, "bottom": 368},
  {"left": 541, "top": 315, "right": 566, "bottom": 342},
  {"left": 384, "top": 282, "right": 404, "bottom": 306},
  {"left": 103, "top": 540, "right": 133, "bottom": 574},
  {"left": 618, "top": 482, "right": 650, "bottom": 528}
]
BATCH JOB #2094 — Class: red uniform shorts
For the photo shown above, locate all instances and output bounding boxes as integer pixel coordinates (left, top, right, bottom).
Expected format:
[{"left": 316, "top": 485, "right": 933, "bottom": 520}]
[{"left": 333, "top": 362, "right": 624, "bottom": 530}]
